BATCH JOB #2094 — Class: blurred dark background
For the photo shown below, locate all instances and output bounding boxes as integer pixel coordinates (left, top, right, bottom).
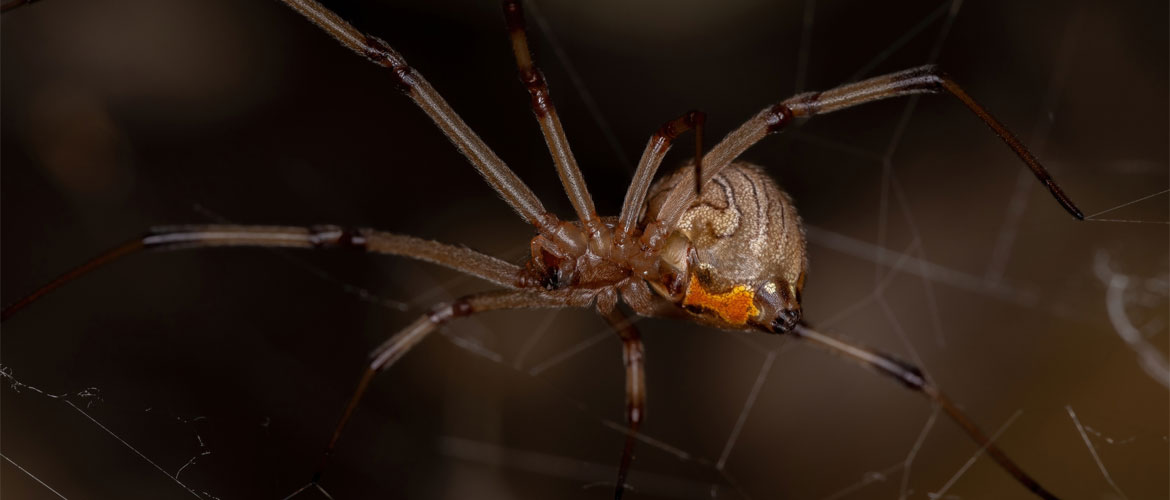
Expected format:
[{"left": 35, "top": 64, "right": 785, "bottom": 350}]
[{"left": 2, "top": 0, "right": 1166, "bottom": 499}]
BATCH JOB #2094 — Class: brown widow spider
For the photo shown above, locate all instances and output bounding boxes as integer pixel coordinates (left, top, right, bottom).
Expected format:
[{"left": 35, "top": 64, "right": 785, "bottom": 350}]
[{"left": 7, "top": 0, "right": 1134, "bottom": 498}]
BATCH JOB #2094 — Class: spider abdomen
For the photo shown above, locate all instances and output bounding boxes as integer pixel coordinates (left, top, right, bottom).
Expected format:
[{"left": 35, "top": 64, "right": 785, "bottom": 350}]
[{"left": 645, "top": 163, "right": 807, "bottom": 331}]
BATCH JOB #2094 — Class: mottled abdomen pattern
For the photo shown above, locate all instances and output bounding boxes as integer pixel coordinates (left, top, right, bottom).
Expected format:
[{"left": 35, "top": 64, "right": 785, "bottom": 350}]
[{"left": 645, "top": 162, "right": 807, "bottom": 326}]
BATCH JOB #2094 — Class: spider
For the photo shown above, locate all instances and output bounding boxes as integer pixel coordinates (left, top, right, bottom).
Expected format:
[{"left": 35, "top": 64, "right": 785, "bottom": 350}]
[{"left": 2, "top": 0, "right": 1126, "bottom": 498}]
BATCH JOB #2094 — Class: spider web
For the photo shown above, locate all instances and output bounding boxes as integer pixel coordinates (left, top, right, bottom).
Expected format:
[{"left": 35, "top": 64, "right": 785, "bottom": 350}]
[{"left": 1, "top": 0, "right": 1167, "bottom": 499}]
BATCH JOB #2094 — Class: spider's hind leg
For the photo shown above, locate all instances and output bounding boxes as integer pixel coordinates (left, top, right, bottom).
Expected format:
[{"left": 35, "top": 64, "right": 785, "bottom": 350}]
[
  {"left": 304, "top": 289, "right": 594, "bottom": 488},
  {"left": 790, "top": 322, "right": 1061, "bottom": 500},
  {"left": 600, "top": 307, "right": 646, "bottom": 499}
]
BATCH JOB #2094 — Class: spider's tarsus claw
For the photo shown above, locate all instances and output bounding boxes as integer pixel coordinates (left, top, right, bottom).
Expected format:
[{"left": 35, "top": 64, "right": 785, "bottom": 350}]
[
  {"left": 613, "top": 479, "right": 633, "bottom": 500},
  {"left": 1060, "top": 198, "right": 1085, "bottom": 220},
  {"left": 1045, "top": 181, "right": 1084, "bottom": 220}
]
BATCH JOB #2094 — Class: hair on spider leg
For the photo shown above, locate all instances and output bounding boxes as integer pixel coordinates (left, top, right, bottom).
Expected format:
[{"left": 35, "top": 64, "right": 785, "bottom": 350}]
[{"left": 4, "top": 0, "right": 1166, "bottom": 499}]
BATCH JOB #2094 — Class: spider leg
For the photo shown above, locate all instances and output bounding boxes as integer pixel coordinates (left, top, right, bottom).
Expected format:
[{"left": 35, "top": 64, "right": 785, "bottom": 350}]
[
  {"left": 601, "top": 308, "right": 646, "bottom": 499},
  {"left": 314, "top": 289, "right": 595, "bottom": 483},
  {"left": 1, "top": 225, "right": 523, "bottom": 320},
  {"left": 502, "top": 0, "right": 603, "bottom": 238},
  {"left": 790, "top": 322, "right": 1060, "bottom": 500},
  {"left": 616, "top": 111, "right": 707, "bottom": 244},
  {"left": 643, "top": 65, "right": 1083, "bottom": 250},
  {"left": 278, "top": 0, "right": 563, "bottom": 237}
]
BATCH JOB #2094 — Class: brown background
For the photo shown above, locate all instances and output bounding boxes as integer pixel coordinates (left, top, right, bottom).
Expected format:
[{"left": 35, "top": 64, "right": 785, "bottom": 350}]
[{"left": 2, "top": 0, "right": 1167, "bottom": 499}]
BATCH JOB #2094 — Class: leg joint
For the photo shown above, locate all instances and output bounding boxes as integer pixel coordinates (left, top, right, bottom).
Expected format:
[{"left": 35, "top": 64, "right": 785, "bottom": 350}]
[
  {"left": 428, "top": 298, "right": 475, "bottom": 323},
  {"left": 364, "top": 36, "right": 415, "bottom": 91},
  {"left": 766, "top": 103, "right": 796, "bottom": 130}
]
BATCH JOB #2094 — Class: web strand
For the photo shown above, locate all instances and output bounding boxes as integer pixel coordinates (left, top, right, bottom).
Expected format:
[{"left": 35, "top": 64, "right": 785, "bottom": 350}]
[
  {"left": 1, "top": 453, "right": 70, "bottom": 500},
  {"left": 928, "top": 410, "right": 1023, "bottom": 499},
  {"left": 1066, "top": 406, "right": 1132, "bottom": 500},
  {"left": 1084, "top": 189, "right": 1170, "bottom": 220}
]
